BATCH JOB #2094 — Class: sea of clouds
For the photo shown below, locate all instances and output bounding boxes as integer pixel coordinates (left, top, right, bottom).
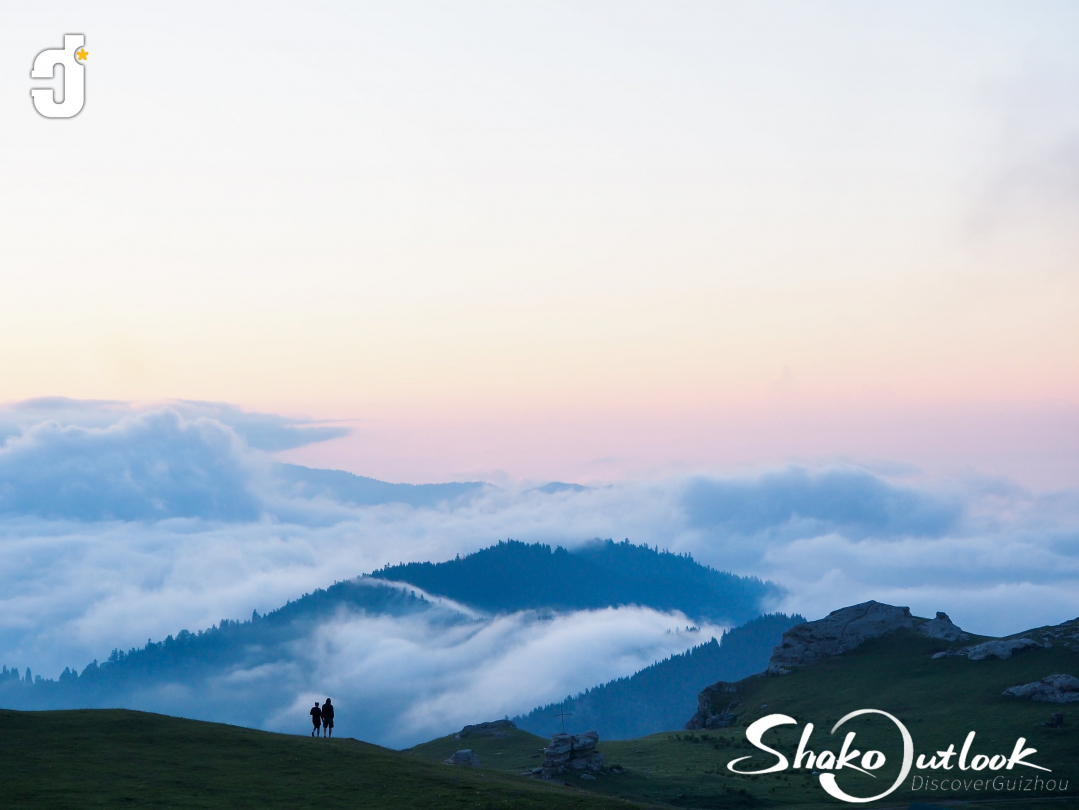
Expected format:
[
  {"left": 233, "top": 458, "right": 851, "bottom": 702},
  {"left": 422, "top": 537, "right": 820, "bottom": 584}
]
[{"left": 1, "top": 398, "right": 1077, "bottom": 745}]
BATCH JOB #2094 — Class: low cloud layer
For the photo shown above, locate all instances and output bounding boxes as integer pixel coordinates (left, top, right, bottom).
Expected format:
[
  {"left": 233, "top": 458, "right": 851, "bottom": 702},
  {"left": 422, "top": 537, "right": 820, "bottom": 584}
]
[
  {"left": 115, "top": 605, "right": 721, "bottom": 748},
  {"left": 1, "top": 399, "right": 1078, "bottom": 744},
  {"left": 683, "top": 467, "right": 962, "bottom": 540}
]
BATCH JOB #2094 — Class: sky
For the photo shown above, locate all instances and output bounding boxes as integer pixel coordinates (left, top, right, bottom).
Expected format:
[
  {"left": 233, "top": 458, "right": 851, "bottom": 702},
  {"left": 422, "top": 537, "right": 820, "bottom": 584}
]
[
  {"left": 1, "top": 2, "right": 1077, "bottom": 487},
  {"left": 2, "top": 3, "right": 1079, "bottom": 744}
]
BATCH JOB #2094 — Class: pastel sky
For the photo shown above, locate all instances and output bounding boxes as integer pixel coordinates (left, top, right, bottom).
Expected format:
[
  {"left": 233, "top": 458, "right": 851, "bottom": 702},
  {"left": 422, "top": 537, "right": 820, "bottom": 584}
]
[{"left": 2, "top": 2, "right": 1078, "bottom": 487}]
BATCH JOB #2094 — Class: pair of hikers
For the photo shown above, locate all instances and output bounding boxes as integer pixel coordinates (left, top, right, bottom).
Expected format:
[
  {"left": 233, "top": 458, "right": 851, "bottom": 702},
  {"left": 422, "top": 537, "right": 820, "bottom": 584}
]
[{"left": 310, "top": 698, "right": 334, "bottom": 737}]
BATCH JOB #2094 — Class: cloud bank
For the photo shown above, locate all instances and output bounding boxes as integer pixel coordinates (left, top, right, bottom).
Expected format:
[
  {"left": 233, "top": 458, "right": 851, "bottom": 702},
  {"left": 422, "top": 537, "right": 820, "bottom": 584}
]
[
  {"left": 0, "top": 409, "right": 264, "bottom": 521},
  {"left": 0, "top": 397, "right": 347, "bottom": 455},
  {"left": 1, "top": 399, "right": 1077, "bottom": 744},
  {"left": 112, "top": 605, "right": 721, "bottom": 748}
]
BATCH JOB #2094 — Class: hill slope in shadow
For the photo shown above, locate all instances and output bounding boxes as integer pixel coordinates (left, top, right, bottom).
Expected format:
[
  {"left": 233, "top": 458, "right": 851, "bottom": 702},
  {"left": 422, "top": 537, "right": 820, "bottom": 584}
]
[
  {"left": 514, "top": 612, "right": 804, "bottom": 740},
  {"left": 0, "top": 709, "right": 642, "bottom": 810}
]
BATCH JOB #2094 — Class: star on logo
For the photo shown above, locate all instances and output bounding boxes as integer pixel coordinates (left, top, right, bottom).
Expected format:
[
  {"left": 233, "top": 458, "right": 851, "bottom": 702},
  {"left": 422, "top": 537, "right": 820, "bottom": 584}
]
[{"left": 76, "top": 48, "right": 88, "bottom": 61}]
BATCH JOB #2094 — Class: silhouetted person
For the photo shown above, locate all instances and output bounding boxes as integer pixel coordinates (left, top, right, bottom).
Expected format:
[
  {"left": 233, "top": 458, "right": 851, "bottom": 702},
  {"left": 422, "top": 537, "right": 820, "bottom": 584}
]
[
  {"left": 310, "top": 701, "right": 322, "bottom": 737},
  {"left": 322, "top": 698, "right": 334, "bottom": 738}
]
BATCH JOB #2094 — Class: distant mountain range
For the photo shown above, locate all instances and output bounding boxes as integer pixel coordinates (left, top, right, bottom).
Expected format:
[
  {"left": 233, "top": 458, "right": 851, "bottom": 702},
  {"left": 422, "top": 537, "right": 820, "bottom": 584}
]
[
  {"left": 370, "top": 539, "right": 777, "bottom": 626},
  {"left": 275, "top": 463, "right": 488, "bottom": 507},
  {"left": 529, "top": 482, "right": 591, "bottom": 494},
  {"left": 276, "top": 464, "right": 591, "bottom": 506},
  {"left": 513, "top": 612, "right": 803, "bottom": 740}
]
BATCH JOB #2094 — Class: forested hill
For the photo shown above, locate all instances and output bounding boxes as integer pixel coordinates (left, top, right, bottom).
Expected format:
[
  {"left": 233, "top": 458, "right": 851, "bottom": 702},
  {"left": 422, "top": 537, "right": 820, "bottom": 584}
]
[
  {"left": 0, "top": 578, "right": 448, "bottom": 709},
  {"left": 2, "top": 540, "right": 778, "bottom": 714},
  {"left": 514, "top": 612, "right": 804, "bottom": 740},
  {"left": 370, "top": 539, "right": 778, "bottom": 625}
]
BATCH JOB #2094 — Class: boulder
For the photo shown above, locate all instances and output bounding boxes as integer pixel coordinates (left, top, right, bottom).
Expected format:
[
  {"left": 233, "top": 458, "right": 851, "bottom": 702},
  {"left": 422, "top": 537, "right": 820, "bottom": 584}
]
[
  {"left": 964, "top": 638, "right": 1041, "bottom": 661},
  {"left": 539, "top": 731, "right": 603, "bottom": 778},
  {"left": 455, "top": 719, "right": 517, "bottom": 739},
  {"left": 967, "top": 638, "right": 1041, "bottom": 661},
  {"left": 932, "top": 637, "right": 1042, "bottom": 661},
  {"left": 443, "top": 749, "right": 480, "bottom": 767},
  {"left": 767, "top": 601, "right": 915, "bottom": 674},
  {"left": 685, "top": 681, "right": 739, "bottom": 730},
  {"left": 1002, "top": 674, "right": 1079, "bottom": 704},
  {"left": 1045, "top": 674, "right": 1079, "bottom": 691},
  {"left": 916, "top": 612, "right": 969, "bottom": 642}
]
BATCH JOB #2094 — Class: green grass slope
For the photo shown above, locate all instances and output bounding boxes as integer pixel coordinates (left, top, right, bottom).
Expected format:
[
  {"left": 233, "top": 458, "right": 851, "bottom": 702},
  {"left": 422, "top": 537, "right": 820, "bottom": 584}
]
[
  {"left": 410, "top": 728, "right": 552, "bottom": 775},
  {"left": 0, "top": 709, "right": 645, "bottom": 809},
  {"left": 414, "top": 627, "right": 1079, "bottom": 809}
]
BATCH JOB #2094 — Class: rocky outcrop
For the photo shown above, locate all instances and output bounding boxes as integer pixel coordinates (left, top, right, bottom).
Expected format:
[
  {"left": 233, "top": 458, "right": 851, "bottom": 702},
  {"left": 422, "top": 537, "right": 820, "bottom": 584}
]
[
  {"left": 934, "top": 616, "right": 1079, "bottom": 661},
  {"left": 1026, "top": 616, "right": 1079, "bottom": 650},
  {"left": 1044, "top": 712, "right": 1065, "bottom": 728},
  {"left": 933, "top": 637, "right": 1041, "bottom": 661},
  {"left": 1002, "top": 674, "right": 1079, "bottom": 704},
  {"left": 455, "top": 719, "right": 517, "bottom": 739},
  {"left": 767, "top": 601, "right": 915, "bottom": 674},
  {"left": 967, "top": 638, "right": 1042, "bottom": 660},
  {"left": 685, "top": 681, "right": 740, "bottom": 730},
  {"left": 539, "top": 731, "right": 603, "bottom": 778},
  {"left": 443, "top": 749, "right": 480, "bottom": 767},
  {"left": 931, "top": 616, "right": 1079, "bottom": 661},
  {"left": 916, "top": 612, "right": 969, "bottom": 641}
]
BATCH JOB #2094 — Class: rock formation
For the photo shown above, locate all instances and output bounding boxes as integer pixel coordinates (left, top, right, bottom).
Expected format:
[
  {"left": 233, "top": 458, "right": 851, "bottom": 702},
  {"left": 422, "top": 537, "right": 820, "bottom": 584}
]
[
  {"left": 932, "top": 637, "right": 1041, "bottom": 661},
  {"left": 443, "top": 749, "right": 480, "bottom": 767},
  {"left": 767, "top": 601, "right": 915, "bottom": 674},
  {"left": 685, "top": 681, "right": 739, "bottom": 730},
  {"left": 455, "top": 719, "right": 517, "bottom": 739},
  {"left": 538, "top": 731, "right": 603, "bottom": 778},
  {"left": 1002, "top": 674, "right": 1079, "bottom": 704},
  {"left": 931, "top": 616, "right": 1079, "bottom": 660},
  {"left": 916, "top": 612, "right": 969, "bottom": 641}
]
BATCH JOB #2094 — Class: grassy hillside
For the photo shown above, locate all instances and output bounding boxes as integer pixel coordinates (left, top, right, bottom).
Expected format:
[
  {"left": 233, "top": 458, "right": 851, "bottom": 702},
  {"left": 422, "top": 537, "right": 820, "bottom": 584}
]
[
  {"left": 0, "top": 709, "right": 644, "bottom": 809},
  {"left": 410, "top": 727, "right": 553, "bottom": 775},
  {"left": 8, "top": 622, "right": 1077, "bottom": 810},
  {"left": 413, "top": 626, "right": 1079, "bottom": 809}
]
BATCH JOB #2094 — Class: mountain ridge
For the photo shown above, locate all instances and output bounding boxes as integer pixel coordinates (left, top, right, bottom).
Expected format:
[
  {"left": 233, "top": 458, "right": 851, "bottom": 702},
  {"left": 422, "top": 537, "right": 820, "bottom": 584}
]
[
  {"left": 370, "top": 538, "right": 777, "bottom": 626},
  {"left": 275, "top": 463, "right": 489, "bottom": 507}
]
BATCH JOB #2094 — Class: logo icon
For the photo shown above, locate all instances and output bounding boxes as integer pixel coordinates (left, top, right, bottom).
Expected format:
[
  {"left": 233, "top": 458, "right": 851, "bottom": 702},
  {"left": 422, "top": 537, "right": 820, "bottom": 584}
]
[
  {"left": 731, "top": 711, "right": 1053, "bottom": 804},
  {"left": 31, "top": 34, "right": 87, "bottom": 118}
]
